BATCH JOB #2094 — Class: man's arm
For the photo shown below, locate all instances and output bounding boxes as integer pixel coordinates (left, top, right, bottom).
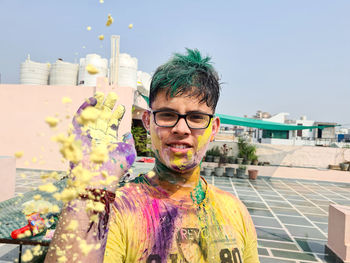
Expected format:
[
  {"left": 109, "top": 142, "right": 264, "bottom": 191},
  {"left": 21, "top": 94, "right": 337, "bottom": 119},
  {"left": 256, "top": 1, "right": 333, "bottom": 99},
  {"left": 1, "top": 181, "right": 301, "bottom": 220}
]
[
  {"left": 44, "top": 92, "right": 136, "bottom": 262},
  {"left": 45, "top": 199, "right": 109, "bottom": 262}
]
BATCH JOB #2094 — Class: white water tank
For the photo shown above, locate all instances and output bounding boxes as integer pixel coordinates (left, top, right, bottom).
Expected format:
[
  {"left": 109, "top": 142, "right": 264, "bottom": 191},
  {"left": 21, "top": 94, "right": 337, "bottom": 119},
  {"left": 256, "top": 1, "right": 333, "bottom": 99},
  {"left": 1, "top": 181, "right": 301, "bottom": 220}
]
[
  {"left": 137, "top": 71, "right": 151, "bottom": 96},
  {"left": 49, "top": 60, "right": 78, "bottom": 86},
  {"left": 118, "top": 53, "right": 137, "bottom": 89},
  {"left": 78, "top": 54, "right": 108, "bottom": 86},
  {"left": 20, "top": 55, "right": 50, "bottom": 85}
]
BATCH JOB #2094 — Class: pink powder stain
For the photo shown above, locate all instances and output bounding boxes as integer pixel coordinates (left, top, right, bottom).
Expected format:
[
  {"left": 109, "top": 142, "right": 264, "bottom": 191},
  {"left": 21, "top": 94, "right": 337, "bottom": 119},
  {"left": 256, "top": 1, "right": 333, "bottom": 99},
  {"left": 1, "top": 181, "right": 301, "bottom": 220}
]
[{"left": 141, "top": 198, "right": 162, "bottom": 236}]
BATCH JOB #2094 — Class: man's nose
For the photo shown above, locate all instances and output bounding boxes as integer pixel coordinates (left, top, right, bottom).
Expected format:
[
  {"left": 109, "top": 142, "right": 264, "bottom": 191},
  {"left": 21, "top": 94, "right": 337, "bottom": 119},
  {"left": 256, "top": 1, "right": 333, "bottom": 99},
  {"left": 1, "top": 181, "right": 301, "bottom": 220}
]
[{"left": 171, "top": 117, "right": 191, "bottom": 135}]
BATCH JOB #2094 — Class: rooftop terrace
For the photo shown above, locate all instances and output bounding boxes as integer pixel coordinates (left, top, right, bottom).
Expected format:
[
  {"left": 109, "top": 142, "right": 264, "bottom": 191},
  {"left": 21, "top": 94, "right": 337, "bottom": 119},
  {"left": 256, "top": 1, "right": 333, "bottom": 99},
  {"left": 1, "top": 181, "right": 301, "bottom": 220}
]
[{"left": 0, "top": 163, "right": 349, "bottom": 262}]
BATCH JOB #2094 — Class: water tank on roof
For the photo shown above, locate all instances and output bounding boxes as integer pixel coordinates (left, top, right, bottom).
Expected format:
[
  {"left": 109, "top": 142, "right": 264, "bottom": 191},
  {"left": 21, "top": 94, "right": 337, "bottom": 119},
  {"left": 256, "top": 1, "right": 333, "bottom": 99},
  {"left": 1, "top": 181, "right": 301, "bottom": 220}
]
[
  {"left": 262, "top": 112, "right": 271, "bottom": 118},
  {"left": 49, "top": 60, "right": 78, "bottom": 86},
  {"left": 20, "top": 55, "right": 50, "bottom": 85},
  {"left": 78, "top": 54, "right": 108, "bottom": 86},
  {"left": 137, "top": 71, "right": 151, "bottom": 96},
  {"left": 118, "top": 53, "right": 137, "bottom": 89}
]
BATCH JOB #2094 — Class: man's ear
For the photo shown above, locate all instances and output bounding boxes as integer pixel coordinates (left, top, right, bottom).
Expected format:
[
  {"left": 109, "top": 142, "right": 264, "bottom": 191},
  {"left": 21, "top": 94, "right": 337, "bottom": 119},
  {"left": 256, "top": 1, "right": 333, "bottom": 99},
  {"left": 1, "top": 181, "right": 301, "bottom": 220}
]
[
  {"left": 210, "top": 116, "right": 220, "bottom": 142},
  {"left": 142, "top": 110, "right": 151, "bottom": 133}
]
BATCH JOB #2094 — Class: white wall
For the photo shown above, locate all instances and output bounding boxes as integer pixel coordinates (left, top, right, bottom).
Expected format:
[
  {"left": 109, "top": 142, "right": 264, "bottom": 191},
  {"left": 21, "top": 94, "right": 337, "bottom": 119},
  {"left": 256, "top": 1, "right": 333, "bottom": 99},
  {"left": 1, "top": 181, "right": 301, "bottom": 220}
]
[{"left": 207, "top": 140, "right": 350, "bottom": 168}]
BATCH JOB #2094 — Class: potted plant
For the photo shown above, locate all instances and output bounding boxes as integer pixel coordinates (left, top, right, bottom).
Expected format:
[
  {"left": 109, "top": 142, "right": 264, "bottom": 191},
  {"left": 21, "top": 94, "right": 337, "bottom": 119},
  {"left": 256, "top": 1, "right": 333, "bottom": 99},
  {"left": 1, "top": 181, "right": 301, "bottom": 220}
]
[
  {"left": 131, "top": 126, "right": 152, "bottom": 156},
  {"left": 225, "top": 167, "right": 235, "bottom": 177},
  {"left": 210, "top": 146, "right": 221, "bottom": 163},
  {"left": 248, "top": 169, "right": 258, "bottom": 180},
  {"left": 204, "top": 148, "right": 214, "bottom": 162},
  {"left": 238, "top": 137, "right": 257, "bottom": 165},
  {"left": 228, "top": 156, "right": 235, "bottom": 164},
  {"left": 214, "top": 144, "right": 232, "bottom": 176},
  {"left": 246, "top": 144, "right": 257, "bottom": 165},
  {"left": 220, "top": 144, "right": 231, "bottom": 165},
  {"left": 203, "top": 166, "right": 214, "bottom": 176},
  {"left": 236, "top": 165, "right": 246, "bottom": 179},
  {"left": 340, "top": 162, "right": 350, "bottom": 171},
  {"left": 252, "top": 157, "right": 259, "bottom": 166},
  {"left": 236, "top": 157, "right": 244, "bottom": 164},
  {"left": 214, "top": 166, "right": 225, "bottom": 177}
]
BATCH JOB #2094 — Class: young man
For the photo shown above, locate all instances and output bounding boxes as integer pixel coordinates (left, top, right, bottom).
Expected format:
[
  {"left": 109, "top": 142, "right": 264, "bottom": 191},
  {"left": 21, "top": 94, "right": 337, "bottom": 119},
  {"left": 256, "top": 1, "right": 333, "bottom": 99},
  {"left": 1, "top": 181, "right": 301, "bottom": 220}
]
[{"left": 45, "top": 49, "right": 258, "bottom": 262}]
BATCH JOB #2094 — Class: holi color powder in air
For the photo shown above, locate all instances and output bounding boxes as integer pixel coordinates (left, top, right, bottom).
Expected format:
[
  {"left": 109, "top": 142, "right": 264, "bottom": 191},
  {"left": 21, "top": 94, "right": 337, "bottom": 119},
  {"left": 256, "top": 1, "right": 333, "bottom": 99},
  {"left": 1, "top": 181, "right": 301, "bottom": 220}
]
[
  {"left": 45, "top": 116, "right": 59, "bottom": 128},
  {"left": 85, "top": 64, "right": 99, "bottom": 75},
  {"left": 14, "top": 151, "right": 24, "bottom": 158},
  {"left": 106, "top": 14, "right": 113, "bottom": 26}
]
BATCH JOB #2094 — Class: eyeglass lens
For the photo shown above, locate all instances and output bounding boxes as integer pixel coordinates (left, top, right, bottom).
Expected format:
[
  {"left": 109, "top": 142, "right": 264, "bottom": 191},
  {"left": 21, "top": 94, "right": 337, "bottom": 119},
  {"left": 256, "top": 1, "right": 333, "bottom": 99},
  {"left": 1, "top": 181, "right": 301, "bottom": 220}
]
[{"left": 155, "top": 111, "right": 210, "bottom": 129}]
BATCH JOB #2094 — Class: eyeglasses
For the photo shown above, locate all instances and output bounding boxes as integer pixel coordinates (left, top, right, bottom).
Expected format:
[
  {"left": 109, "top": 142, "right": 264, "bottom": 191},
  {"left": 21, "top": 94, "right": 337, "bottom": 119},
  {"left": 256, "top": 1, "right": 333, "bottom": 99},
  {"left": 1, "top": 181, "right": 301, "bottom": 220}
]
[{"left": 152, "top": 110, "right": 214, "bottom": 129}]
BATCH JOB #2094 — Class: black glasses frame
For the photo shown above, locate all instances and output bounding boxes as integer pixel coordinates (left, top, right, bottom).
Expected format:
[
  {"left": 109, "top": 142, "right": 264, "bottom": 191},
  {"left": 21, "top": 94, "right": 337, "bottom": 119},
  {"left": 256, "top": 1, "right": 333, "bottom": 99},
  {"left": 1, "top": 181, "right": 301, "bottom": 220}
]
[{"left": 151, "top": 110, "right": 214, "bottom": 129}]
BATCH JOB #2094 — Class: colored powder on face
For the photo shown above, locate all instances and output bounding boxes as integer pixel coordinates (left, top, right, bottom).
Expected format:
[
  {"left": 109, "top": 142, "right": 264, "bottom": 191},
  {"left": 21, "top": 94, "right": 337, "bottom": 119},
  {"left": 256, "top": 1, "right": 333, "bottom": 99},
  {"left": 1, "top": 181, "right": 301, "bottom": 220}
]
[
  {"left": 171, "top": 154, "right": 185, "bottom": 170},
  {"left": 197, "top": 120, "right": 213, "bottom": 151},
  {"left": 186, "top": 150, "right": 193, "bottom": 161},
  {"left": 150, "top": 126, "right": 162, "bottom": 151}
]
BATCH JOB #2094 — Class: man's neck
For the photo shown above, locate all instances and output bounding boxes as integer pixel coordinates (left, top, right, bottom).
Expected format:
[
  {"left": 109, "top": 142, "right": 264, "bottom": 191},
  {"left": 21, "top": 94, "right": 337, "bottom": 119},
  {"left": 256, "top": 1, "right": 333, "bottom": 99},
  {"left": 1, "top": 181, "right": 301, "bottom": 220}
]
[{"left": 150, "top": 158, "right": 206, "bottom": 204}]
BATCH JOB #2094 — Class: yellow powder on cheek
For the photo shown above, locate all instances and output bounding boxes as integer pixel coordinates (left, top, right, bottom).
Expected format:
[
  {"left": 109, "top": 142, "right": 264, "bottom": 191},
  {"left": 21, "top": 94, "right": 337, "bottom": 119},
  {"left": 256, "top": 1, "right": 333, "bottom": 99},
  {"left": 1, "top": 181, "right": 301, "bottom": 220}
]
[
  {"left": 187, "top": 149, "right": 193, "bottom": 160},
  {"left": 150, "top": 125, "right": 162, "bottom": 151},
  {"left": 172, "top": 154, "right": 185, "bottom": 170},
  {"left": 197, "top": 120, "right": 213, "bottom": 150}
]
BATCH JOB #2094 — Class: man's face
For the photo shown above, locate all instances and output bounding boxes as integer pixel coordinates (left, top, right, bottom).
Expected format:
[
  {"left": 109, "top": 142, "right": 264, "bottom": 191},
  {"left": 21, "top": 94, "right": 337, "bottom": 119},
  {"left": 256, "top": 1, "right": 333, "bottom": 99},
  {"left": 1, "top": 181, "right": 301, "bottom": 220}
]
[{"left": 142, "top": 89, "right": 220, "bottom": 173}]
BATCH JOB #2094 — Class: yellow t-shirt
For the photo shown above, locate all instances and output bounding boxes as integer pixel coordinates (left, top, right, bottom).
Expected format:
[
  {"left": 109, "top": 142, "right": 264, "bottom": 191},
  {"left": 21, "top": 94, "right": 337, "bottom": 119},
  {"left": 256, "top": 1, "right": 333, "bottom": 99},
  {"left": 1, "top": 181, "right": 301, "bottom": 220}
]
[{"left": 104, "top": 175, "right": 259, "bottom": 263}]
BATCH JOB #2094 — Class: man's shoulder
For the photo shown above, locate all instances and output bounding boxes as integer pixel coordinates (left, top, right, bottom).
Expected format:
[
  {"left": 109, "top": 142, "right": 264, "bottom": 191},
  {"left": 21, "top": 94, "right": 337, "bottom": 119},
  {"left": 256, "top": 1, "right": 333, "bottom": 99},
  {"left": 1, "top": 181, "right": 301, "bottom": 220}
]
[{"left": 207, "top": 183, "right": 243, "bottom": 206}]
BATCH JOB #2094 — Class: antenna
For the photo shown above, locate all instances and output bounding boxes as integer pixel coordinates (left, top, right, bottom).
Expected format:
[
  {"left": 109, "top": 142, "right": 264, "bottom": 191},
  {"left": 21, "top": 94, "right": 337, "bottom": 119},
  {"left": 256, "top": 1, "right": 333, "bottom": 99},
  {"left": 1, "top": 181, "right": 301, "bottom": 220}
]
[{"left": 110, "top": 35, "right": 120, "bottom": 86}]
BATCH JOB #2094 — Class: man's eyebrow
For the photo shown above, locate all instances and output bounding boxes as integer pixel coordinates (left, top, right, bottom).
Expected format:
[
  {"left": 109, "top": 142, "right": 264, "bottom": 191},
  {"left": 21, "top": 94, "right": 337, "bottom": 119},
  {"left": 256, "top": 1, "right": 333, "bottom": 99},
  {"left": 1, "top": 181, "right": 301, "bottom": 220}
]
[
  {"left": 153, "top": 107, "right": 176, "bottom": 111},
  {"left": 152, "top": 107, "right": 210, "bottom": 114}
]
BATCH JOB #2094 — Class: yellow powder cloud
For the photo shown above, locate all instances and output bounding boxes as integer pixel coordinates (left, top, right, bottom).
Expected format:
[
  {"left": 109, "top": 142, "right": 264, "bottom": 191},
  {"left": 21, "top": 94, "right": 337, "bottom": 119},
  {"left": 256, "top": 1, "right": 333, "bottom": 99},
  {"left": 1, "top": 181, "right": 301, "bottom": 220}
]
[
  {"left": 61, "top": 97, "right": 72, "bottom": 104},
  {"left": 21, "top": 249, "right": 33, "bottom": 262},
  {"left": 86, "top": 64, "right": 99, "bottom": 75},
  {"left": 38, "top": 183, "right": 58, "bottom": 193},
  {"left": 66, "top": 220, "right": 78, "bottom": 231},
  {"left": 106, "top": 14, "right": 113, "bottom": 26},
  {"left": 14, "top": 151, "right": 24, "bottom": 158},
  {"left": 45, "top": 116, "right": 59, "bottom": 128}
]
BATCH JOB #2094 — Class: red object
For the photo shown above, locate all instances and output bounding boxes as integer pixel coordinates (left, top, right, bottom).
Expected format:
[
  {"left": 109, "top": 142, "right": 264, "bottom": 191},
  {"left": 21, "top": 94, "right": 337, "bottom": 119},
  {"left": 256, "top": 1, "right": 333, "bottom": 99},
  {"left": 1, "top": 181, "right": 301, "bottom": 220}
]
[
  {"left": 137, "top": 157, "right": 155, "bottom": 163},
  {"left": 11, "top": 225, "right": 30, "bottom": 239},
  {"left": 11, "top": 212, "right": 46, "bottom": 239}
]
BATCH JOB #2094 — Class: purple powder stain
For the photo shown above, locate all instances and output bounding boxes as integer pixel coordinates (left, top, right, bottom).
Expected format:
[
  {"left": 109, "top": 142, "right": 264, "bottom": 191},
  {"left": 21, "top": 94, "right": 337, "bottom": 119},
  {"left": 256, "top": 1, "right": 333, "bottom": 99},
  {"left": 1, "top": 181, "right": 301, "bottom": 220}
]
[{"left": 151, "top": 205, "right": 179, "bottom": 262}]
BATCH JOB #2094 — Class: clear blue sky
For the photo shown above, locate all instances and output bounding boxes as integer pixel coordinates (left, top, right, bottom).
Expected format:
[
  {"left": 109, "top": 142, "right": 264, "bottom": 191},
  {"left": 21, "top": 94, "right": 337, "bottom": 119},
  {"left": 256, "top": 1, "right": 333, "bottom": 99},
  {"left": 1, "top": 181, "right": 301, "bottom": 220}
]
[{"left": 1, "top": 0, "right": 349, "bottom": 126}]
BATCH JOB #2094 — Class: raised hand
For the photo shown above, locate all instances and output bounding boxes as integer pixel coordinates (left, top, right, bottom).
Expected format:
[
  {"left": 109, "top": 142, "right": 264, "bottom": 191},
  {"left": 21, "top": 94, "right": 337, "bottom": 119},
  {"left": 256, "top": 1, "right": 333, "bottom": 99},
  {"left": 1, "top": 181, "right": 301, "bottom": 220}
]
[{"left": 69, "top": 92, "right": 136, "bottom": 192}]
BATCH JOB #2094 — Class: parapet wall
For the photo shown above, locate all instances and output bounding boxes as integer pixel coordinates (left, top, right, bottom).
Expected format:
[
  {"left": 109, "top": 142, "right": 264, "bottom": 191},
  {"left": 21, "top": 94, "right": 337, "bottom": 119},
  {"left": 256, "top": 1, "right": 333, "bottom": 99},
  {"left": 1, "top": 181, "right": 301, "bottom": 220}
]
[
  {"left": 208, "top": 141, "right": 350, "bottom": 169},
  {"left": 0, "top": 78, "right": 135, "bottom": 171}
]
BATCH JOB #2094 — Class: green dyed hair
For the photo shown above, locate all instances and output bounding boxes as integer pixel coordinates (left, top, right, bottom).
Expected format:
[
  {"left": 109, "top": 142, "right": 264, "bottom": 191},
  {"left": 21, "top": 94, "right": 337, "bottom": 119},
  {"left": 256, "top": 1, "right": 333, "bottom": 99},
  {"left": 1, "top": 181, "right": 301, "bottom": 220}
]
[{"left": 149, "top": 48, "right": 221, "bottom": 112}]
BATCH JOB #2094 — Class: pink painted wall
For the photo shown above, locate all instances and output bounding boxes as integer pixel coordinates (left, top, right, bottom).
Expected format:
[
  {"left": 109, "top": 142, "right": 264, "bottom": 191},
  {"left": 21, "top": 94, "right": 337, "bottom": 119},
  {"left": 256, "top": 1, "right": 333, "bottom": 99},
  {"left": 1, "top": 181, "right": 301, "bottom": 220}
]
[
  {"left": 0, "top": 156, "right": 16, "bottom": 201},
  {"left": 327, "top": 204, "right": 350, "bottom": 261},
  {"left": 0, "top": 78, "right": 134, "bottom": 171}
]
